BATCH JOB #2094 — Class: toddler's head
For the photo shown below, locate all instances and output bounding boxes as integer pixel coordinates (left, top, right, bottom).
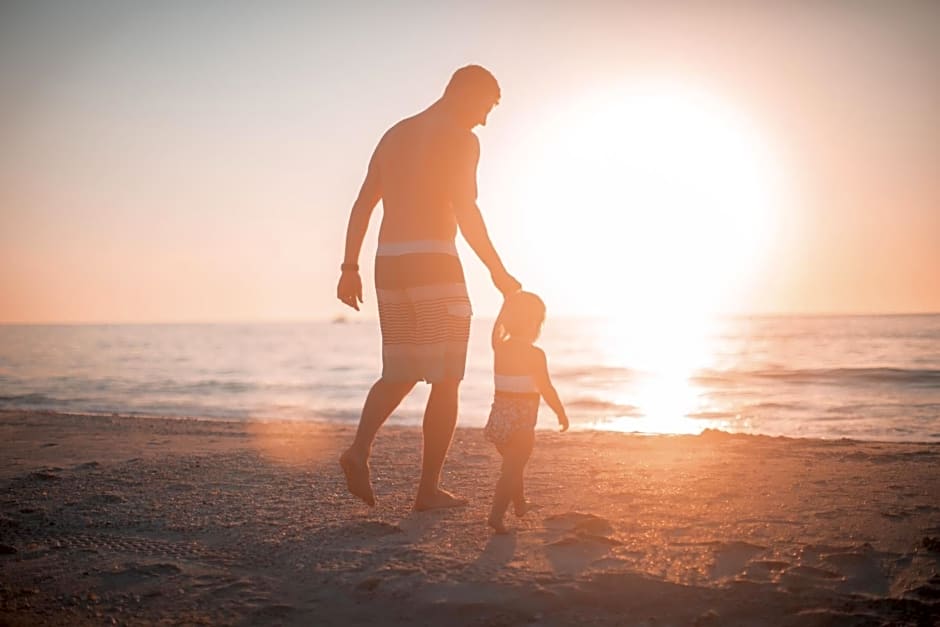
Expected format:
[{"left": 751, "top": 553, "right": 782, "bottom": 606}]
[{"left": 492, "top": 291, "right": 546, "bottom": 348}]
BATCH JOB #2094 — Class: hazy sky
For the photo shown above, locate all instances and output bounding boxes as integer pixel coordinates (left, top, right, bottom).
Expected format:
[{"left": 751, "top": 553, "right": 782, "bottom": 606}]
[{"left": 1, "top": 0, "right": 938, "bottom": 323}]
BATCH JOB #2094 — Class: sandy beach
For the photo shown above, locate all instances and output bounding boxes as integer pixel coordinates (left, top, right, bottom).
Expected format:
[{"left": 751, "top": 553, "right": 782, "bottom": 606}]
[{"left": 0, "top": 410, "right": 938, "bottom": 626}]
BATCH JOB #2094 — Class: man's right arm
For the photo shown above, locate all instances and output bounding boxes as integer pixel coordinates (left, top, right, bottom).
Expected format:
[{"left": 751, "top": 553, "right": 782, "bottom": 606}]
[
  {"left": 337, "top": 149, "right": 382, "bottom": 310},
  {"left": 452, "top": 133, "right": 520, "bottom": 296}
]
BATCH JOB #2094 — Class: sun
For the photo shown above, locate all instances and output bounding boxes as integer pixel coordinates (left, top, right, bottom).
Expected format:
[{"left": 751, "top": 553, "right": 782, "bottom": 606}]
[
  {"left": 506, "top": 78, "right": 789, "bottom": 434},
  {"left": 512, "top": 78, "right": 786, "bottom": 323}
]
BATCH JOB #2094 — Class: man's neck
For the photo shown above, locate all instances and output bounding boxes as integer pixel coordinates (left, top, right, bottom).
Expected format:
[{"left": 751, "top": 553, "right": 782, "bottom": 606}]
[{"left": 428, "top": 99, "right": 468, "bottom": 129}]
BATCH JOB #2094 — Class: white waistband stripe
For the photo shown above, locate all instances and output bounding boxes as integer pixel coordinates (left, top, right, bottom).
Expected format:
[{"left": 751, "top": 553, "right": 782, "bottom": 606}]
[{"left": 376, "top": 240, "right": 458, "bottom": 257}]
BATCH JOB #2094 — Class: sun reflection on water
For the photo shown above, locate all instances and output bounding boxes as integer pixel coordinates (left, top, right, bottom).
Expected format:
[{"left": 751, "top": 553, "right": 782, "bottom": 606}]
[{"left": 590, "top": 313, "right": 734, "bottom": 435}]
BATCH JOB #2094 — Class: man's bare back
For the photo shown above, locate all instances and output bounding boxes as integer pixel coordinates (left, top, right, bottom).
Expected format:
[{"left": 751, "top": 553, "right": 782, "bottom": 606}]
[{"left": 373, "top": 110, "right": 478, "bottom": 244}]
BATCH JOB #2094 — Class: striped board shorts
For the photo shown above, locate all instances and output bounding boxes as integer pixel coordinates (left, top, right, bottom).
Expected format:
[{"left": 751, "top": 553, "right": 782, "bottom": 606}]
[{"left": 375, "top": 240, "right": 472, "bottom": 383}]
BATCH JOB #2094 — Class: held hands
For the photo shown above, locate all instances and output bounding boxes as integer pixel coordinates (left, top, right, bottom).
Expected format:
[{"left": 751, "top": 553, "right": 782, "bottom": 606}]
[
  {"left": 558, "top": 412, "right": 570, "bottom": 432},
  {"left": 336, "top": 269, "right": 363, "bottom": 311},
  {"left": 492, "top": 269, "right": 522, "bottom": 297}
]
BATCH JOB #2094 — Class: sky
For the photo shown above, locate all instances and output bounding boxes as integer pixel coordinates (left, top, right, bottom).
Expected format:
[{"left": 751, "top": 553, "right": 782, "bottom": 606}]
[{"left": 1, "top": 0, "right": 938, "bottom": 323}]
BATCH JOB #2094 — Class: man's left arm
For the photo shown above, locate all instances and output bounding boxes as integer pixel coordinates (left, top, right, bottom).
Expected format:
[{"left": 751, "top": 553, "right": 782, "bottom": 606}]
[{"left": 452, "top": 133, "right": 520, "bottom": 296}]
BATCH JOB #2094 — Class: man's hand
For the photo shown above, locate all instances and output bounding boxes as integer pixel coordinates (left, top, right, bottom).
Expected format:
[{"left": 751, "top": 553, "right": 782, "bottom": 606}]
[
  {"left": 337, "top": 270, "right": 363, "bottom": 311},
  {"left": 492, "top": 269, "right": 521, "bottom": 297}
]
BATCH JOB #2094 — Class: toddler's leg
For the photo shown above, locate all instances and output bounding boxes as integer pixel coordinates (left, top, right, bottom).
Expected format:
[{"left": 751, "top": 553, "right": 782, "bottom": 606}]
[
  {"left": 511, "top": 431, "right": 536, "bottom": 516},
  {"left": 489, "top": 433, "right": 532, "bottom": 533}
]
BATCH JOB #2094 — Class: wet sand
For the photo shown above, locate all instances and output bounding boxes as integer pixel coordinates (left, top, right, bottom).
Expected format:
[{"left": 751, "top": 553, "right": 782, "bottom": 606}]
[{"left": 1, "top": 410, "right": 938, "bottom": 626}]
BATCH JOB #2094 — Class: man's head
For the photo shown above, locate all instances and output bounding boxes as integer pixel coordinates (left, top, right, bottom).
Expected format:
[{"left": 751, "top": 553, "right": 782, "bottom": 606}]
[{"left": 442, "top": 65, "right": 501, "bottom": 128}]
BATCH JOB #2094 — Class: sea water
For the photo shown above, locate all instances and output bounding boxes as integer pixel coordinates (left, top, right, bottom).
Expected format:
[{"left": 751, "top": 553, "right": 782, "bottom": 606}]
[{"left": 1, "top": 315, "right": 938, "bottom": 442}]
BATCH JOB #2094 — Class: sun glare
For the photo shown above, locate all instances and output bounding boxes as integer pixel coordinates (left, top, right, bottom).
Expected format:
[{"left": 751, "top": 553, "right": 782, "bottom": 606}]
[
  {"left": 514, "top": 78, "right": 788, "bottom": 435},
  {"left": 516, "top": 78, "right": 786, "bottom": 321}
]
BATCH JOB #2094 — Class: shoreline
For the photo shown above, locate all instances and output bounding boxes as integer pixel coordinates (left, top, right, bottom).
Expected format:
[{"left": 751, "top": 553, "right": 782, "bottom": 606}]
[
  {"left": 2, "top": 409, "right": 937, "bottom": 447},
  {"left": 1, "top": 410, "right": 939, "bottom": 625}
]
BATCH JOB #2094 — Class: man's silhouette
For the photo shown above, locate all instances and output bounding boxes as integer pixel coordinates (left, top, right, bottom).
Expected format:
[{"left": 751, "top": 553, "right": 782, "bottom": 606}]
[{"left": 337, "top": 65, "right": 520, "bottom": 510}]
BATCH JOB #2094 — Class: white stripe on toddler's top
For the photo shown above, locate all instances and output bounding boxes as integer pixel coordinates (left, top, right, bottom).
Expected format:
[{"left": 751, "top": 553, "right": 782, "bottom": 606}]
[
  {"left": 376, "top": 240, "right": 458, "bottom": 257},
  {"left": 494, "top": 374, "right": 538, "bottom": 394}
]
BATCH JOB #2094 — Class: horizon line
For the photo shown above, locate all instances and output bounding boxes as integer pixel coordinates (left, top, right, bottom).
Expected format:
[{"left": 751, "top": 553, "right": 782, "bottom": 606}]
[{"left": 2, "top": 310, "right": 939, "bottom": 326}]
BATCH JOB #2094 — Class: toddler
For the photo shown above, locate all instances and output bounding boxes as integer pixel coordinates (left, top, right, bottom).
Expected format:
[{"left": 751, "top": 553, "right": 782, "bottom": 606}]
[{"left": 484, "top": 291, "right": 569, "bottom": 533}]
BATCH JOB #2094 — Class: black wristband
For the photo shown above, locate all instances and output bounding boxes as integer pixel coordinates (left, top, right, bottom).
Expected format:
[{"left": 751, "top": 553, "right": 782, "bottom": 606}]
[{"left": 341, "top": 263, "right": 359, "bottom": 272}]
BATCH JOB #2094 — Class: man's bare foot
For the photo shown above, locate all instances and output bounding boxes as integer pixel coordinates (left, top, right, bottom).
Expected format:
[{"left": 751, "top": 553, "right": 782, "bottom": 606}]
[
  {"left": 339, "top": 450, "right": 375, "bottom": 507},
  {"left": 513, "top": 501, "right": 540, "bottom": 517},
  {"left": 488, "top": 516, "right": 509, "bottom": 534},
  {"left": 413, "top": 488, "right": 468, "bottom": 512}
]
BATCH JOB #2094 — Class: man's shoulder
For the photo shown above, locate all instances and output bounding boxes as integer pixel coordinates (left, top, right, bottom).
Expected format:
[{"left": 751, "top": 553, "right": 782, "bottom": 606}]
[
  {"left": 412, "top": 111, "right": 477, "bottom": 142},
  {"left": 381, "top": 116, "right": 417, "bottom": 141},
  {"left": 378, "top": 111, "right": 477, "bottom": 160}
]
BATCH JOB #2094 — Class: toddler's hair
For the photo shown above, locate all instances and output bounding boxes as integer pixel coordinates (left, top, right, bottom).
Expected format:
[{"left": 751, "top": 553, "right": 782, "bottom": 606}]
[{"left": 492, "top": 291, "right": 546, "bottom": 349}]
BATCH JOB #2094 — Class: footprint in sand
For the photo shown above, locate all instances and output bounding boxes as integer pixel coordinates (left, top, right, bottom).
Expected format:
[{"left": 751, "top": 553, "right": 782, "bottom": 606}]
[
  {"left": 709, "top": 541, "right": 766, "bottom": 580},
  {"left": 544, "top": 539, "right": 621, "bottom": 576},
  {"left": 543, "top": 512, "right": 620, "bottom": 548},
  {"left": 822, "top": 550, "right": 890, "bottom": 595},
  {"left": 777, "top": 564, "right": 843, "bottom": 591},
  {"left": 741, "top": 559, "right": 791, "bottom": 582},
  {"left": 543, "top": 512, "right": 621, "bottom": 576},
  {"left": 544, "top": 512, "right": 613, "bottom": 535},
  {"left": 343, "top": 520, "right": 403, "bottom": 539}
]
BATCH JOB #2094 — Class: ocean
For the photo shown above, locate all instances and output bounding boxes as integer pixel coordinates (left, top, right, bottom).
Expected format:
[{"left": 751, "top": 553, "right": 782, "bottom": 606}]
[{"left": 1, "top": 315, "right": 938, "bottom": 442}]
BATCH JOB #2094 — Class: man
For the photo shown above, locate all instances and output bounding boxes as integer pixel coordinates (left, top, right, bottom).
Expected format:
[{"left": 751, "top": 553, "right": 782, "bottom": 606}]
[{"left": 336, "top": 65, "right": 520, "bottom": 510}]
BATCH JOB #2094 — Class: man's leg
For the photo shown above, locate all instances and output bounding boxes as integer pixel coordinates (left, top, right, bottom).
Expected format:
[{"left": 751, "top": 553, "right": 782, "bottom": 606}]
[
  {"left": 340, "top": 377, "right": 415, "bottom": 506},
  {"left": 414, "top": 378, "right": 465, "bottom": 511}
]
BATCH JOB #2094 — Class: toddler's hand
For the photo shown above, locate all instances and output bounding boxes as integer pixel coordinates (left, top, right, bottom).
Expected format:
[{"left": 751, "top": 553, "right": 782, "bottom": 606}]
[
  {"left": 558, "top": 413, "right": 569, "bottom": 432},
  {"left": 493, "top": 270, "right": 522, "bottom": 297}
]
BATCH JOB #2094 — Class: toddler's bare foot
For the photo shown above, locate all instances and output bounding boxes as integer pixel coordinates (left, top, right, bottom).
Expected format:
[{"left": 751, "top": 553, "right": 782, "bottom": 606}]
[
  {"left": 488, "top": 516, "right": 509, "bottom": 535},
  {"left": 513, "top": 501, "right": 540, "bottom": 517}
]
